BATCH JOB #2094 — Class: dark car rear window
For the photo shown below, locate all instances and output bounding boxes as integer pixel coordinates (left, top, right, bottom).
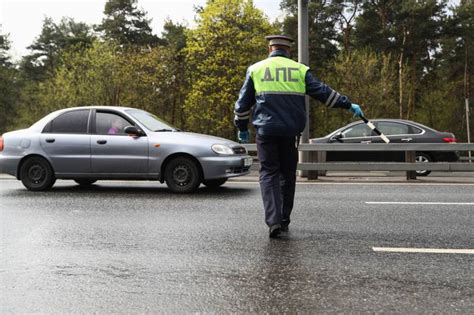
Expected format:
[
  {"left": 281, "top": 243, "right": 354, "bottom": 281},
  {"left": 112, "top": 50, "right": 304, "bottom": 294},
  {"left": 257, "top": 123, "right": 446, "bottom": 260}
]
[{"left": 44, "top": 110, "right": 90, "bottom": 134}]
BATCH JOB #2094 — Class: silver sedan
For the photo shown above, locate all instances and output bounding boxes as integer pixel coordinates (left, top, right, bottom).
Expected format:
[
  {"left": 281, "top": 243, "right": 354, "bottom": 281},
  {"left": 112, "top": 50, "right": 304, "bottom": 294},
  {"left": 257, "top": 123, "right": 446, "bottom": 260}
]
[{"left": 0, "top": 106, "right": 252, "bottom": 193}]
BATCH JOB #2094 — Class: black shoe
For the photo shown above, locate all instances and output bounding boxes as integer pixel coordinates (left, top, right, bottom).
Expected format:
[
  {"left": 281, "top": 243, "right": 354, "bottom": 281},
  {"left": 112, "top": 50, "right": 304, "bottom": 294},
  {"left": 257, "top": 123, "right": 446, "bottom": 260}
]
[
  {"left": 281, "top": 225, "right": 289, "bottom": 232},
  {"left": 269, "top": 224, "right": 282, "bottom": 238}
]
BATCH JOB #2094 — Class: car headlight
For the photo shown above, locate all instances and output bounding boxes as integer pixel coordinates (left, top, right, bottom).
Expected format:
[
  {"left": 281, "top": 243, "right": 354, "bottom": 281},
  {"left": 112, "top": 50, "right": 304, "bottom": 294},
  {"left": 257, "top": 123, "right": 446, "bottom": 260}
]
[{"left": 212, "top": 144, "right": 234, "bottom": 155}]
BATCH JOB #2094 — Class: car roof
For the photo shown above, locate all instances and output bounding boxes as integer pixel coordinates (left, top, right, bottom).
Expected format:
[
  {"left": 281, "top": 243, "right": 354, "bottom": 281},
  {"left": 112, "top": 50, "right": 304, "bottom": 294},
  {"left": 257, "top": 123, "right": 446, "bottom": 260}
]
[
  {"left": 344, "top": 118, "right": 435, "bottom": 131},
  {"left": 28, "top": 106, "right": 141, "bottom": 132},
  {"left": 59, "top": 105, "right": 137, "bottom": 112}
]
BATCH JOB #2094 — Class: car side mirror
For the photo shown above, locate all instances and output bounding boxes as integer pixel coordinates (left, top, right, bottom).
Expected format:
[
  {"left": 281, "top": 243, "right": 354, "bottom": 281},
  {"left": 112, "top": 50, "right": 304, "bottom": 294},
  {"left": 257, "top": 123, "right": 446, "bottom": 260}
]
[
  {"left": 329, "top": 133, "right": 343, "bottom": 143},
  {"left": 124, "top": 126, "right": 143, "bottom": 137}
]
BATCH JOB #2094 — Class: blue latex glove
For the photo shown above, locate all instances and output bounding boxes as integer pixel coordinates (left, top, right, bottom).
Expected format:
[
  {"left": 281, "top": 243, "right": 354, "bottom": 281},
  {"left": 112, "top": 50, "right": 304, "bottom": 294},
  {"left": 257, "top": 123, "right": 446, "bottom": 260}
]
[
  {"left": 349, "top": 103, "right": 364, "bottom": 118},
  {"left": 238, "top": 130, "right": 250, "bottom": 144}
]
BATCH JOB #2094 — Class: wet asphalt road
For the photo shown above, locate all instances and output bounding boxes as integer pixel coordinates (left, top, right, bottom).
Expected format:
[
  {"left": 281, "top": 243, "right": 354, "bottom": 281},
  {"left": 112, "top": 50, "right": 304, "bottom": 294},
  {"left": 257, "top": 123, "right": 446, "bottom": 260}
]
[{"left": 1, "top": 179, "right": 473, "bottom": 313}]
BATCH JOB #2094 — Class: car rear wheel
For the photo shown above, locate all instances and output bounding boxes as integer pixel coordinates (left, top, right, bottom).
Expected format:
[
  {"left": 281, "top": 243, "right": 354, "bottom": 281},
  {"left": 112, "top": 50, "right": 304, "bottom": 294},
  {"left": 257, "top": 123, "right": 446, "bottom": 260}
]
[
  {"left": 202, "top": 178, "right": 227, "bottom": 189},
  {"left": 20, "top": 157, "right": 56, "bottom": 191},
  {"left": 164, "top": 157, "right": 201, "bottom": 193},
  {"left": 415, "top": 153, "right": 432, "bottom": 176},
  {"left": 74, "top": 179, "right": 97, "bottom": 186}
]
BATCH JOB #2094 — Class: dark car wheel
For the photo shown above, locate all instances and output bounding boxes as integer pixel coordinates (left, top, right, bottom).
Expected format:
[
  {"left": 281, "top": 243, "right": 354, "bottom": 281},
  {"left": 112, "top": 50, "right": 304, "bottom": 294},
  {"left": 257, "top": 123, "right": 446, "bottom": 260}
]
[
  {"left": 202, "top": 178, "right": 227, "bottom": 189},
  {"left": 20, "top": 157, "right": 56, "bottom": 191},
  {"left": 415, "top": 152, "right": 432, "bottom": 176},
  {"left": 164, "top": 157, "right": 201, "bottom": 193},
  {"left": 74, "top": 179, "right": 97, "bottom": 186}
]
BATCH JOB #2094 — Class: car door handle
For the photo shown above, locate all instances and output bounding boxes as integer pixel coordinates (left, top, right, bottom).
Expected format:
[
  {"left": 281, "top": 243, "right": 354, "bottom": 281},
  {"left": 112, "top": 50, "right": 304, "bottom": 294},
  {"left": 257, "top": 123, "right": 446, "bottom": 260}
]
[
  {"left": 97, "top": 140, "right": 107, "bottom": 145},
  {"left": 361, "top": 140, "right": 372, "bottom": 144},
  {"left": 45, "top": 138, "right": 55, "bottom": 143},
  {"left": 401, "top": 138, "right": 413, "bottom": 142}
]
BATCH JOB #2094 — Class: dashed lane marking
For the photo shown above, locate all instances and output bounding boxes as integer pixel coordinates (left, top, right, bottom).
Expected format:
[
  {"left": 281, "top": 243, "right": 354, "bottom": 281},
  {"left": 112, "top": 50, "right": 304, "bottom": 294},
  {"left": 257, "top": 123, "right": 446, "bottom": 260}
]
[
  {"left": 373, "top": 247, "right": 474, "bottom": 254},
  {"left": 228, "top": 181, "right": 474, "bottom": 186},
  {"left": 366, "top": 201, "right": 474, "bottom": 206}
]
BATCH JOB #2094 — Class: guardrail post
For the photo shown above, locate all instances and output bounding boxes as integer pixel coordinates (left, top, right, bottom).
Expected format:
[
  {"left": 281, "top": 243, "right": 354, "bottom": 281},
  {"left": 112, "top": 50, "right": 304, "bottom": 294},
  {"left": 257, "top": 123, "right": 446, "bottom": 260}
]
[
  {"left": 317, "top": 151, "right": 327, "bottom": 177},
  {"left": 405, "top": 151, "right": 417, "bottom": 180},
  {"left": 307, "top": 150, "right": 319, "bottom": 179}
]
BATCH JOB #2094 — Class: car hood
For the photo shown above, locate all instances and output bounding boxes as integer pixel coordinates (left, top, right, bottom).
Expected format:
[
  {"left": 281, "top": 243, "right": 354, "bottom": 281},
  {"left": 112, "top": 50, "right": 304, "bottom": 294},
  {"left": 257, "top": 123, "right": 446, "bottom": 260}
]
[
  {"left": 147, "top": 131, "right": 241, "bottom": 147},
  {"left": 310, "top": 136, "right": 330, "bottom": 143}
]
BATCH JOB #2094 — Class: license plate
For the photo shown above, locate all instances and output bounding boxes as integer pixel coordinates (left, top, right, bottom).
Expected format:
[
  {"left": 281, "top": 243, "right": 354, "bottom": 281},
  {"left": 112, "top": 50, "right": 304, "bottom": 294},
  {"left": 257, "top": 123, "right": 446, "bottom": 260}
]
[{"left": 243, "top": 157, "right": 253, "bottom": 167}]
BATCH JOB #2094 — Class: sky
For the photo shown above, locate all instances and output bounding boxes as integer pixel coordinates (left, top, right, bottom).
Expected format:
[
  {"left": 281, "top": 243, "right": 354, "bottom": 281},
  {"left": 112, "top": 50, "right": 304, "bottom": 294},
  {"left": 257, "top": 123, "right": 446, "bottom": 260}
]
[{"left": 0, "top": 0, "right": 283, "bottom": 60}]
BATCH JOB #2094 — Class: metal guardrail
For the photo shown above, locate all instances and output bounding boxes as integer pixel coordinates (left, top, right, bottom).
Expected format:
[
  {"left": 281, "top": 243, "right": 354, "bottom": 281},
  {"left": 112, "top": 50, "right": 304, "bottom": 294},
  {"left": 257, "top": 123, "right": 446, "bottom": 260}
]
[{"left": 242, "top": 143, "right": 474, "bottom": 180}]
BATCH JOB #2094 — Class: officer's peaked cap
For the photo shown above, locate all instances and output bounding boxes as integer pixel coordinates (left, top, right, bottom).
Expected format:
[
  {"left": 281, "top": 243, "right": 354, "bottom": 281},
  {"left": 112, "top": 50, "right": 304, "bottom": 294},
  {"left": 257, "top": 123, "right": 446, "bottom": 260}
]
[{"left": 265, "top": 35, "right": 294, "bottom": 48}]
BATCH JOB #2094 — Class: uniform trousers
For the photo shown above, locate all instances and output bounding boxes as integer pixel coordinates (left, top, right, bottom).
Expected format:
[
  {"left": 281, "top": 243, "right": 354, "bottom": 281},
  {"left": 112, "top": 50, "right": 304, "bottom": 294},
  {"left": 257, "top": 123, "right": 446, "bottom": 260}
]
[{"left": 256, "top": 134, "right": 298, "bottom": 227}]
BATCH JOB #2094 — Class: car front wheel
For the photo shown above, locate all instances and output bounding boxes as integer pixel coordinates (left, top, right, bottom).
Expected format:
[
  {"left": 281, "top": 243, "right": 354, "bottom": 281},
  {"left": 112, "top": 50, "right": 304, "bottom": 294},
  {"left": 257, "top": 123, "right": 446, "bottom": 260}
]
[
  {"left": 164, "top": 157, "right": 201, "bottom": 193},
  {"left": 415, "top": 153, "right": 432, "bottom": 176},
  {"left": 20, "top": 157, "right": 56, "bottom": 191}
]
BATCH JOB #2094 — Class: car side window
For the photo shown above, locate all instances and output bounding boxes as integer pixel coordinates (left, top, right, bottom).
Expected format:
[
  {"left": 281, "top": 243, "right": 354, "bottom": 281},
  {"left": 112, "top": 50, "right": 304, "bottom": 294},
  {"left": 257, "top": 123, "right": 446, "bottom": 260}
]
[
  {"left": 376, "top": 122, "right": 410, "bottom": 135},
  {"left": 410, "top": 125, "right": 423, "bottom": 134},
  {"left": 341, "top": 123, "right": 372, "bottom": 138},
  {"left": 46, "top": 110, "right": 90, "bottom": 134},
  {"left": 96, "top": 112, "right": 132, "bottom": 135}
]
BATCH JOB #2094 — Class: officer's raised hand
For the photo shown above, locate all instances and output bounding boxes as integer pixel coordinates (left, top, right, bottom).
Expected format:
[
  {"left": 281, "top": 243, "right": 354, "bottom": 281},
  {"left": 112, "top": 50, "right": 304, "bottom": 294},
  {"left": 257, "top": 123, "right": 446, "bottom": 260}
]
[
  {"left": 238, "top": 130, "right": 250, "bottom": 144},
  {"left": 349, "top": 103, "right": 364, "bottom": 118}
]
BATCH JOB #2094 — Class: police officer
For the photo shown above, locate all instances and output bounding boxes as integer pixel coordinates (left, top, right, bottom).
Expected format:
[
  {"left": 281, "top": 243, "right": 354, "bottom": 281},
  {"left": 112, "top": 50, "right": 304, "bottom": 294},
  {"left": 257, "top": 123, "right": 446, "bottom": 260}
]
[{"left": 234, "top": 35, "right": 364, "bottom": 238}]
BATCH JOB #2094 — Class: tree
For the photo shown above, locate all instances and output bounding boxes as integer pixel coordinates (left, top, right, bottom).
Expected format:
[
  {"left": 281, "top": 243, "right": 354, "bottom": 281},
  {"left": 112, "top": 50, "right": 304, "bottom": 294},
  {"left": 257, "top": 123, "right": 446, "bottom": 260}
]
[
  {"left": 21, "top": 17, "right": 95, "bottom": 81},
  {"left": 0, "top": 27, "right": 12, "bottom": 67},
  {"left": 280, "top": 0, "right": 341, "bottom": 70},
  {"left": 415, "top": 0, "right": 474, "bottom": 141},
  {"left": 96, "top": 0, "right": 163, "bottom": 46},
  {"left": 353, "top": 0, "right": 448, "bottom": 119},
  {"left": 184, "top": 0, "right": 275, "bottom": 138},
  {"left": 317, "top": 49, "right": 398, "bottom": 135},
  {"left": 0, "top": 28, "right": 18, "bottom": 133}
]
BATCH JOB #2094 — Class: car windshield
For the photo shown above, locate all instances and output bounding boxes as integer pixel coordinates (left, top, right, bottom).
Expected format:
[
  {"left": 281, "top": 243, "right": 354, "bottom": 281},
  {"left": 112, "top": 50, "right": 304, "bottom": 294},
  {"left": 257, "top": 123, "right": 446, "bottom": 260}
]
[{"left": 126, "top": 109, "right": 178, "bottom": 132}]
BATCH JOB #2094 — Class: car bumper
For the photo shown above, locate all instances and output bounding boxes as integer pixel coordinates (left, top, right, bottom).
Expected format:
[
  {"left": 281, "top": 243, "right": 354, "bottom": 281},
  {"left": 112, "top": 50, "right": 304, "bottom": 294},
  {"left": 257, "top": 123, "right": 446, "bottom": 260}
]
[
  {"left": 199, "top": 155, "right": 252, "bottom": 179},
  {"left": 0, "top": 154, "right": 20, "bottom": 178}
]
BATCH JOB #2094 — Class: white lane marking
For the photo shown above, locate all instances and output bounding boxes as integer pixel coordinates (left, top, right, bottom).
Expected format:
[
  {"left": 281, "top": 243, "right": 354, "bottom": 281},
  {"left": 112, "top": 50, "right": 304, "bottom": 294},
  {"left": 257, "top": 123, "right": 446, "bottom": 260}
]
[
  {"left": 226, "top": 181, "right": 474, "bottom": 186},
  {"left": 373, "top": 247, "right": 474, "bottom": 254},
  {"left": 366, "top": 201, "right": 474, "bottom": 205}
]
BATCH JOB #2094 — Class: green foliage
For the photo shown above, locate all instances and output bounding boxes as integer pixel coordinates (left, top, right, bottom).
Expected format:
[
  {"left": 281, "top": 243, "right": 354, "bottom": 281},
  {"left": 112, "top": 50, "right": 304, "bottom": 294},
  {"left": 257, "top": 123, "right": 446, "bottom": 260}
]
[
  {"left": 0, "top": 28, "right": 18, "bottom": 133},
  {"left": 0, "top": 66, "right": 18, "bottom": 133},
  {"left": 312, "top": 49, "right": 399, "bottom": 136},
  {"left": 15, "top": 39, "right": 190, "bottom": 129},
  {"left": 184, "top": 0, "right": 275, "bottom": 138},
  {"left": 0, "top": 27, "right": 12, "bottom": 67},
  {"left": 21, "top": 17, "right": 95, "bottom": 81},
  {"left": 2, "top": 0, "right": 472, "bottom": 144},
  {"left": 96, "top": 0, "right": 163, "bottom": 46}
]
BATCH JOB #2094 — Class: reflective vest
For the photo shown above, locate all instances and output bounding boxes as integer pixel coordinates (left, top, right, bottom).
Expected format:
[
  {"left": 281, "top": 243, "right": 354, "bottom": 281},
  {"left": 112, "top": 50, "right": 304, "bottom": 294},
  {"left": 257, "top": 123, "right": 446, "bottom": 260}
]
[{"left": 250, "top": 57, "right": 309, "bottom": 97}]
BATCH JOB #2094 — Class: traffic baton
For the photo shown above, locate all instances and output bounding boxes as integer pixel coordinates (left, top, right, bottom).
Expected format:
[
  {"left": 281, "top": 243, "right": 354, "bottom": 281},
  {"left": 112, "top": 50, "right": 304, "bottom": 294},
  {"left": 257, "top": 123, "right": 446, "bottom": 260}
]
[{"left": 360, "top": 116, "right": 390, "bottom": 143}]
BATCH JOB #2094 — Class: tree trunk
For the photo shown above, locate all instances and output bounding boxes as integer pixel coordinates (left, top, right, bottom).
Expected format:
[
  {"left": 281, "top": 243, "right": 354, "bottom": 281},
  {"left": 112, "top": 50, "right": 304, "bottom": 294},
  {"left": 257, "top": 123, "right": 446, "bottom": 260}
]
[
  {"left": 407, "top": 52, "right": 417, "bottom": 120},
  {"left": 398, "top": 29, "right": 406, "bottom": 119}
]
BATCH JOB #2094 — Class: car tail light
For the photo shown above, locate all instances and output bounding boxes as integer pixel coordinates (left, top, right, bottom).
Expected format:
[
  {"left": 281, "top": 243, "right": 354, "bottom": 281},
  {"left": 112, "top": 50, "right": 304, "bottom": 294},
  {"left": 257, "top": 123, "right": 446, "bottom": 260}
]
[
  {"left": 0, "top": 136, "right": 3, "bottom": 152},
  {"left": 443, "top": 137, "right": 456, "bottom": 143}
]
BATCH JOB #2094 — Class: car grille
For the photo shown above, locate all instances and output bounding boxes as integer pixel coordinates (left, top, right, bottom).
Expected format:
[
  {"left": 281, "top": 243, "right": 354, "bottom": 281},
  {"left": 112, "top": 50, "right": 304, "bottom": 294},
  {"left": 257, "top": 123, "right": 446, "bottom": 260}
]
[{"left": 232, "top": 146, "right": 247, "bottom": 155}]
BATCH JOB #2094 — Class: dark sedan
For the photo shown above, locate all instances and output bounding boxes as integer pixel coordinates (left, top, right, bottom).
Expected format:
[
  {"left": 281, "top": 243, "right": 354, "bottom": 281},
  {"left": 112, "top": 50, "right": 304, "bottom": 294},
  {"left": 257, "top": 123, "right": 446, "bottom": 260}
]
[{"left": 311, "top": 119, "right": 459, "bottom": 176}]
